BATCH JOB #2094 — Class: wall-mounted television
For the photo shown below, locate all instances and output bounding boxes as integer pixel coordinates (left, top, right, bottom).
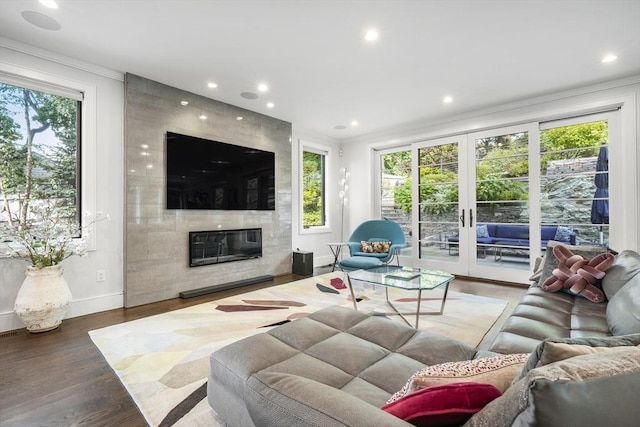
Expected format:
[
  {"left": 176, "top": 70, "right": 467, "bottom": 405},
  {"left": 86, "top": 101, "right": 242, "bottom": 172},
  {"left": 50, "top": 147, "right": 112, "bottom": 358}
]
[{"left": 166, "top": 132, "right": 275, "bottom": 210}]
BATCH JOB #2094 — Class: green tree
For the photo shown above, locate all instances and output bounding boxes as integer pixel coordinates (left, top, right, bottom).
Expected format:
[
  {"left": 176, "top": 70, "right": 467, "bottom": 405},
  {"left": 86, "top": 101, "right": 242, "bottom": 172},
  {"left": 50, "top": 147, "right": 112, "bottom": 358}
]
[
  {"left": 382, "top": 151, "right": 411, "bottom": 176},
  {"left": 302, "top": 151, "right": 324, "bottom": 227},
  {"left": 541, "top": 122, "right": 606, "bottom": 168},
  {"left": 0, "top": 103, "right": 23, "bottom": 226},
  {"left": 0, "top": 83, "right": 78, "bottom": 228}
]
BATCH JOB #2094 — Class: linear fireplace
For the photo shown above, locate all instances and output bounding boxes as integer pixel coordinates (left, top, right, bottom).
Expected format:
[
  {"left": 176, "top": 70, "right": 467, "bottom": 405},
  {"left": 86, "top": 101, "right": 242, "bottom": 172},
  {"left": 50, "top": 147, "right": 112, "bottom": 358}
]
[{"left": 189, "top": 228, "right": 262, "bottom": 267}]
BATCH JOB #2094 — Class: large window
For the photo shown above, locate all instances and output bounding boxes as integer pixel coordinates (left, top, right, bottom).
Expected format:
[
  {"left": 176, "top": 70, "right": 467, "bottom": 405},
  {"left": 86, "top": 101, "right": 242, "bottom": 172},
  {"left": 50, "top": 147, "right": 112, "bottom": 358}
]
[
  {"left": 540, "top": 115, "right": 611, "bottom": 246},
  {"left": 377, "top": 148, "right": 412, "bottom": 254},
  {"left": 301, "top": 147, "right": 327, "bottom": 229},
  {"left": 0, "top": 81, "right": 81, "bottom": 233}
]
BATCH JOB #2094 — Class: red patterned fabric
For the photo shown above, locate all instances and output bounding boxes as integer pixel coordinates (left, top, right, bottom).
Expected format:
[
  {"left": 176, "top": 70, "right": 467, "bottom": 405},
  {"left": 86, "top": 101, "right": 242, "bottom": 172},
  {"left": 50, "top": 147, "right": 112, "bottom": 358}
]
[{"left": 381, "top": 382, "right": 501, "bottom": 427}]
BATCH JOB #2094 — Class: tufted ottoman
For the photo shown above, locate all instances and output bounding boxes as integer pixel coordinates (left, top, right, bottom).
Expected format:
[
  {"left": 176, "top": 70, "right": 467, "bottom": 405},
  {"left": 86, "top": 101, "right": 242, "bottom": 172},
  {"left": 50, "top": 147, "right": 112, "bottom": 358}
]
[{"left": 207, "top": 305, "right": 482, "bottom": 427}]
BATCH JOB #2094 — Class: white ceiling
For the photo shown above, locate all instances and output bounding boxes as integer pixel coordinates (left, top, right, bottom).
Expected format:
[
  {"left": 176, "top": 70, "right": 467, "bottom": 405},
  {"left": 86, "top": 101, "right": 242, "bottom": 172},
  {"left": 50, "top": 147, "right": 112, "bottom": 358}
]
[{"left": 1, "top": 0, "right": 639, "bottom": 141}]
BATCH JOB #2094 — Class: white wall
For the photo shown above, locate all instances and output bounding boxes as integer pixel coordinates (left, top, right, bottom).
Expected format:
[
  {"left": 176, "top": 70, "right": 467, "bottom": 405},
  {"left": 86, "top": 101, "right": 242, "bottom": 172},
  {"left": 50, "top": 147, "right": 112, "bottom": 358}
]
[
  {"left": 291, "top": 127, "right": 344, "bottom": 268},
  {"left": 341, "top": 76, "right": 640, "bottom": 253},
  {"left": 0, "top": 42, "right": 125, "bottom": 332}
]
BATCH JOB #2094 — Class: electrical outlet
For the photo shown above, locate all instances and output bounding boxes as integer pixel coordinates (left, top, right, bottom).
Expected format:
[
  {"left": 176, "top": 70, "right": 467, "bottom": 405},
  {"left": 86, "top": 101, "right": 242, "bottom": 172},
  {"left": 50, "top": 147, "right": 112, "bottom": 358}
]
[{"left": 96, "top": 270, "right": 106, "bottom": 282}]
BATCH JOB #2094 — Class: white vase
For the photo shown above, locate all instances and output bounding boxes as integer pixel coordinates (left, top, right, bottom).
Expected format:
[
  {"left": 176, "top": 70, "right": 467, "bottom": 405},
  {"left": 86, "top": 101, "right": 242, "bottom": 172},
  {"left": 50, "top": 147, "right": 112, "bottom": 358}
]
[{"left": 14, "top": 265, "right": 73, "bottom": 333}]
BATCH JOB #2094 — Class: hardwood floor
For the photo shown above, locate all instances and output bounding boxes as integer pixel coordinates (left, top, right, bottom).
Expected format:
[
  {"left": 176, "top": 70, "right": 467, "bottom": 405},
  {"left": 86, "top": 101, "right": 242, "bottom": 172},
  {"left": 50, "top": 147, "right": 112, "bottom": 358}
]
[{"left": 0, "top": 270, "right": 526, "bottom": 427}]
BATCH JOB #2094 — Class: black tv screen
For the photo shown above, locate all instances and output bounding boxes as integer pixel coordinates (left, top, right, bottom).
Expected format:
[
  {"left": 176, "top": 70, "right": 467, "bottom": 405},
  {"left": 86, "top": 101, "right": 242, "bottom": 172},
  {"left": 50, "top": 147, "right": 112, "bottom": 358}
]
[{"left": 166, "top": 132, "right": 275, "bottom": 210}]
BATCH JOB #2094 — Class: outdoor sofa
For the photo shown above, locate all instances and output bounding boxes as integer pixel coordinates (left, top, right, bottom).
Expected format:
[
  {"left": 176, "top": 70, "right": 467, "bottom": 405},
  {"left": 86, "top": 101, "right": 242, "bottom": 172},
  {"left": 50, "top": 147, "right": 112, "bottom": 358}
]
[
  {"left": 208, "top": 248, "right": 640, "bottom": 426},
  {"left": 448, "top": 224, "right": 577, "bottom": 257}
]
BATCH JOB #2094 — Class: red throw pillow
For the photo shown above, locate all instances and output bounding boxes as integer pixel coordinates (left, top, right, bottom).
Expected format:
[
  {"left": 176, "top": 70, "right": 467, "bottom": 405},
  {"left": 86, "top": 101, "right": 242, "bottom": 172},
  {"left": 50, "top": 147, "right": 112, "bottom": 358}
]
[{"left": 381, "top": 382, "right": 501, "bottom": 427}]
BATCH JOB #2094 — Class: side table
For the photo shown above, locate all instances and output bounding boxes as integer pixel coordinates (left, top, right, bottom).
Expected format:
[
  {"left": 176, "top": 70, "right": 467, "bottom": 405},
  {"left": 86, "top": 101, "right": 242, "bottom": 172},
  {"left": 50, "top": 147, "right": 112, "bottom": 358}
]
[{"left": 327, "top": 242, "right": 348, "bottom": 272}]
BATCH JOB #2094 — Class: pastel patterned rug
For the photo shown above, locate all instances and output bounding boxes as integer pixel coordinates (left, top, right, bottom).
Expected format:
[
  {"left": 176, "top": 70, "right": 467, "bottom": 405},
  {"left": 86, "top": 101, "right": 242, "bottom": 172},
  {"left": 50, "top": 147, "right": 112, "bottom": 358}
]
[{"left": 88, "top": 272, "right": 508, "bottom": 426}]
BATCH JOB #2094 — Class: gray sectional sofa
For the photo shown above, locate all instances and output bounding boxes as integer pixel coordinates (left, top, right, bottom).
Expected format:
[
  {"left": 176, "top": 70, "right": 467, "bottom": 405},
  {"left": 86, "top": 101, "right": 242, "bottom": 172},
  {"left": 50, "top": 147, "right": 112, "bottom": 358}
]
[{"left": 208, "top": 249, "right": 640, "bottom": 427}]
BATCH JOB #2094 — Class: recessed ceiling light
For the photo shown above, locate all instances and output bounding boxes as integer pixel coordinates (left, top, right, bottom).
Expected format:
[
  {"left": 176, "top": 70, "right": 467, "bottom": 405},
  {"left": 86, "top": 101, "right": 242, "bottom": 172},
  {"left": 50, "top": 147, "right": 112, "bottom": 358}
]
[
  {"left": 141, "top": 144, "right": 149, "bottom": 149},
  {"left": 199, "top": 114, "right": 207, "bottom": 120},
  {"left": 39, "top": 0, "right": 58, "bottom": 9},
  {"left": 180, "top": 100, "right": 189, "bottom": 106},
  {"left": 21, "top": 10, "right": 61, "bottom": 30},
  {"left": 146, "top": 164, "right": 153, "bottom": 169},
  {"left": 207, "top": 82, "right": 218, "bottom": 89},
  {"left": 364, "top": 29, "right": 379, "bottom": 42},
  {"left": 334, "top": 125, "right": 347, "bottom": 130},
  {"left": 258, "top": 83, "right": 269, "bottom": 92},
  {"left": 266, "top": 102, "right": 275, "bottom": 108},
  {"left": 241, "top": 92, "right": 259, "bottom": 99},
  {"left": 443, "top": 96, "right": 453, "bottom": 104},
  {"left": 351, "top": 120, "right": 359, "bottom": 127},
  {"left": 602, "top": 54, "right": 618, "bottom": 63},
  {"left": 236, "top": 116, "right": 243, "bottom": 121}
]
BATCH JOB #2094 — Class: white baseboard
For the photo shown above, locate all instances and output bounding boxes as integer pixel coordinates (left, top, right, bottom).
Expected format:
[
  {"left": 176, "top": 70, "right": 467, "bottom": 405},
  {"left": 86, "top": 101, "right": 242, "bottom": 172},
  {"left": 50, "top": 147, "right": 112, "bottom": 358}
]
[
  {"left": 0, "top": 292, "right": 124, "bottom": 333},
  {"left": 314, "top": 254, "right": 335, "bottom": 269}
]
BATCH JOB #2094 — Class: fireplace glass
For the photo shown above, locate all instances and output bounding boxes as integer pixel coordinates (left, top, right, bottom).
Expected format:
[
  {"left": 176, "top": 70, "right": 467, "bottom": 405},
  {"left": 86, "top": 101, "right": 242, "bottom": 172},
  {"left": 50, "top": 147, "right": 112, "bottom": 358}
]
[{"left": 189, "top": 228, "right": 262, "bottom": 267}]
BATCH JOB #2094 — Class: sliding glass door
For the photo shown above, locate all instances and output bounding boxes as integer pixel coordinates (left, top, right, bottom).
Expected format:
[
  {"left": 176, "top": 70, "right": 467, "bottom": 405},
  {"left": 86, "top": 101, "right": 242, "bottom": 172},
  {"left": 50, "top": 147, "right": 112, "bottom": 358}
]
[
  {"left": 376, "top": 147, "right": 412, "bottom": 258},
  {"left": 414, "top": 135, "right": 468, "bottom": 275},
  {"left": 467, "top": 124, "right": 538, "bottom": 282}
]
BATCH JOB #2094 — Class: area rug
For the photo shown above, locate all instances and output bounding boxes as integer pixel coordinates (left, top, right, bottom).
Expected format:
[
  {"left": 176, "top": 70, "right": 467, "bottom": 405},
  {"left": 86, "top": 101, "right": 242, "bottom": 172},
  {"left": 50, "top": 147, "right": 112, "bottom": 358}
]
[{"left": 89, "top": 271, "right": 508, "bottom": 427}]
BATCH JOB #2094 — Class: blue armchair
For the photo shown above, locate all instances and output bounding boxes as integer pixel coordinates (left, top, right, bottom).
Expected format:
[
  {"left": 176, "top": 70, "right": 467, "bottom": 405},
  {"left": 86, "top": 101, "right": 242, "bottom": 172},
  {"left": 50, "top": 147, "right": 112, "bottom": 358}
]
[{"left": 339, "top": 219, "right": 407, "bottom": 271}]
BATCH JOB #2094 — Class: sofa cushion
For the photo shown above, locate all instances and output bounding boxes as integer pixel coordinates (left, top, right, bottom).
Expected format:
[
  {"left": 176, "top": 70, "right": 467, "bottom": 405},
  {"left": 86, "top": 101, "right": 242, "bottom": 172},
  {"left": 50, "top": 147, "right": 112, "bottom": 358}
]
[
  {"left": 495, "top": 224, "right": 529, "bottom": 239},
  {"left": 381, "top": 382, "right": 501, "bottom": 427},
  {"left": 209, "top": 305, "right": 479, "bottom": 427},
  {"left": 553, "top": 226, "right": 574, "bottom": 242},
  {"left": 513, "top": 333, "right": 640, "bottom": 383},
  {"left": 388, "top": 353, "right": 529, "bottom": 404},
  {"left": 246, "top": 372, "right": 412, "bottom": 427},
  {"left": 601, "top": 249, "right": 640, "bottom": 299},
  {"left": 606, "top": 274, "right": 640, "bottom": 335},
  {"left": 476, "top": 224, "right": 490, "bottom": 238},
  {"left": 540, "top": 226, "right": 557, "bottom": 241},
  {"left": 465, "top": 347, "right": 640, "bottom": 427},
  {"left": 487, "top": 286, "right": 610, "bottom": 354}
]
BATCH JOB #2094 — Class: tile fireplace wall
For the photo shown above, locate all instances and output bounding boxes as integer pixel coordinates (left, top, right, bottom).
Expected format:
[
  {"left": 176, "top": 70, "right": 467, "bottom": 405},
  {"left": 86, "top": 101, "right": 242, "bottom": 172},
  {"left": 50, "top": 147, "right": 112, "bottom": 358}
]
[{"left": 124, "top": 74, "right": 292, "bottom": 307}]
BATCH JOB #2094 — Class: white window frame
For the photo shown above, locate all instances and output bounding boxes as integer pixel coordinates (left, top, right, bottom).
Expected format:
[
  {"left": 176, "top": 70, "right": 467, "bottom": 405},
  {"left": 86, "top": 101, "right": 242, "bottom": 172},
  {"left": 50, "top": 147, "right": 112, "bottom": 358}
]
[
  {"left": 0, "top": 65, "right": 98, "bottom": 250},
  {"left": 299, "top": 141, "right": 331, "bottom": 234}
]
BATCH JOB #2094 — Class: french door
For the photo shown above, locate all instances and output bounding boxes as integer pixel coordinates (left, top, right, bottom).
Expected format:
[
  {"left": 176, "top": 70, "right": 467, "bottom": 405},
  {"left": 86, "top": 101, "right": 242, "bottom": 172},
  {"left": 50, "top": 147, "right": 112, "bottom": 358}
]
[{"left": 413, "top": 124, "right": 536, "bottom": 283}]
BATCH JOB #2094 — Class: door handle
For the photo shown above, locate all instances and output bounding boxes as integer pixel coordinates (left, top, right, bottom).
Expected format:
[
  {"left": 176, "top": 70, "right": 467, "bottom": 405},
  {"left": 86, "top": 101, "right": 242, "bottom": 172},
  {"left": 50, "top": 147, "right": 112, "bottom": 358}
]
[
  {"left": 460, "top": 209, "right": 465, "bottom": 227},
  {"left": 469, "top": 209, "right": 474, "bottom": 228}
]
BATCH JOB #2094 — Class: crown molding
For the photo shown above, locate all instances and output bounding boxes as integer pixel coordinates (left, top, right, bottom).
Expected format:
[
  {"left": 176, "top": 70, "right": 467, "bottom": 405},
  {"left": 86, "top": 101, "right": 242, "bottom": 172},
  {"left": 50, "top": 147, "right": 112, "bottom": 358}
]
[
  {"left": 343, "top": 74, "right": 640, "bottom": 146},
  {"left": 0, "top": 37, "right": 124, "bottom": 82}
]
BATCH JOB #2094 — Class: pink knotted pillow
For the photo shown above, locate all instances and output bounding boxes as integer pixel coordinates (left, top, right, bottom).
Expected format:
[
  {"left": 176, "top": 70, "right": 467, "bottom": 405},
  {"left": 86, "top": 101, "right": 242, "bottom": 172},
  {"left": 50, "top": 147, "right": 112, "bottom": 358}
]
[{"left": 540, "top": 245, "right": 615, "bottom": 303}]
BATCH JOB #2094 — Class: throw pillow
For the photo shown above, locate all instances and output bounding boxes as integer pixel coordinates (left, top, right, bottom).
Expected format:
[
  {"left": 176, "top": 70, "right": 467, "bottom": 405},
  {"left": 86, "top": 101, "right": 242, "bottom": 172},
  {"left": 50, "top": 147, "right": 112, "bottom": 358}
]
[
  {"left": 476, "top": 224, "right": 490, "bottom": 238},
  {"left": 513, "top": 334, "right": 640, "bottom": 383},
  {"left": 360, "top": 241, "right": 374, "bottom": 253},
  {"left": 540, "top": 244, "right": 614, "bottom": 303},
  {"left": 381, "top": 382, "right": 502, "bottom": 427},
  {"left": 387, "top": 353, "right": 529, "bottom": 404},
  {"left": 536, "top": 341, "right": 639, "bottom": 367},
  {"left": 465, "top": 347, "right": 640, "bottom": 427},
  {"left": 535, "top": 241, "right": 609, "bottom": 288},
  {"left": 360, "top": 240, "right": 391, "bottom": 253},
  {"left": 553, "top": 226, "right": 573, "bottom": 242}
]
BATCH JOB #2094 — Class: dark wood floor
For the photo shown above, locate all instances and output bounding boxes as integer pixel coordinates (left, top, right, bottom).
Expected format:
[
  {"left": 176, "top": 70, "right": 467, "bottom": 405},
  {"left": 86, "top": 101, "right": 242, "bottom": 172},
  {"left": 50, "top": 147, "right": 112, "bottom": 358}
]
[{"left": 0, "top": 270, "right": 526, "bottom": 427}]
